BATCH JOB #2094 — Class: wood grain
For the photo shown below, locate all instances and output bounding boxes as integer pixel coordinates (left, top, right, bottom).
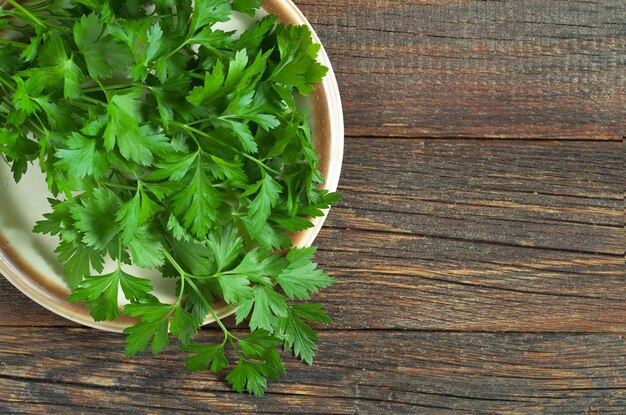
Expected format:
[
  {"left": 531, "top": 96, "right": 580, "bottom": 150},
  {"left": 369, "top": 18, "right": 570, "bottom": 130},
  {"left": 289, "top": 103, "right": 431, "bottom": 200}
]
[
  {"left": 1, "top": 328, "right": 626, "bottom": 414},
  {"left": 298, "top": 0, "right": 625, "bottom": 139}
]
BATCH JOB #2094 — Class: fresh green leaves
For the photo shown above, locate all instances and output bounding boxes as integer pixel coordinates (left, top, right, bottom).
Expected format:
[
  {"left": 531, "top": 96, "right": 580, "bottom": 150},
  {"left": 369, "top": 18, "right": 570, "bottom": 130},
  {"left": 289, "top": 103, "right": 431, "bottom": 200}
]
[
  {"left": 73, "top": 13, "right": 132, "bottom": 79},
  {"left": 276, "top": 247, "right": 335, "bottom": 300},
  {"left": 69, "top": 267, "right": 153, "bottom": 321},
  {"left": 0, "top": 128, "right": 38, "bottom": 181},
  {"left": 55, "top": 132, "right": 108, "bottom": 179},
  {"left": 123, "top": 300, "right": 173, "bottom": 355},
  {"left": 186, "top": 330, "right": 284, "bottom": 397},
  {"left": 190, "top": 0, "right": 231, "bottom": 34},
  {"left": 146, "top": 23, "right": 164, "bottom": 64},
  {"left": 227, "top": 331, "right": 284, "bottom": 397},
  {"left": 70, "top": 188, "right": 119, "bottom": 250},
  {"left": 238, "top": 284, "right": 289, "bottom": 332},
  {"left": 116, "top": 186, "right": 163, "bottom": 241},
  {"left": 244, "top": 173, "right": 283, "bottom": 233},
  {"left": 270, "top": 25, "right": 328, "bottom": 95},
  {"left": 170, "top": 154, "right": 221, "bottom": 239},
  {"left": 104, "top": 90, "right": 171, "bottom": 165},
  {"left": 207, "top": 224, "right": 243, "bottom": 272},
  {"left": 232, "top": 0, "right": 264, "bottom": 17},
  {"left": 280, "top": 303, "right": 330, "bottom": 364},
  {"left": 184, "top": 342, "right": 229, "bottom": 372},
  {"left": 0, "top": 0, "right": 339, "bottom": 397}
]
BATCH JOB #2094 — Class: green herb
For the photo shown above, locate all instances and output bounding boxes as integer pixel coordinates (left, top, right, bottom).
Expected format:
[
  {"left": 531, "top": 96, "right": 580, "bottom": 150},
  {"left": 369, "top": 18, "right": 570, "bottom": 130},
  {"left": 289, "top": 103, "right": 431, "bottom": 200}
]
[{"left": 0, "top": 0, "right": 339, "bottom": 396}]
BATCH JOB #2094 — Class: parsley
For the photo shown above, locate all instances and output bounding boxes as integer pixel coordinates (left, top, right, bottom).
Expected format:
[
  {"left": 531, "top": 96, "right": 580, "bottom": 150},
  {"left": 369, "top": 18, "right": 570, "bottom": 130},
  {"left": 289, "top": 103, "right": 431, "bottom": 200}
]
[{"left": 0, "top": 0, "right": 338, "bottom": 396}]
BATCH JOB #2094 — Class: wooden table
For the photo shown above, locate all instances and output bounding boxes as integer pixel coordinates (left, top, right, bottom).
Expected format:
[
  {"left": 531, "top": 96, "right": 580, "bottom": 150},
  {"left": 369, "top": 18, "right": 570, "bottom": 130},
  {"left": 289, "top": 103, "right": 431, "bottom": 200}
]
[{"left": 1, "top": 1, "right": 624, "bottom": 413}]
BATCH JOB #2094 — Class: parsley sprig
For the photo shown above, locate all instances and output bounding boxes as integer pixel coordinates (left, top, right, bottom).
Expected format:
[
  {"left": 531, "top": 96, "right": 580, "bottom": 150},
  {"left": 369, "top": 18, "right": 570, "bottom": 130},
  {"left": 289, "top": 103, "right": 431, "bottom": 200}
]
[{"left": 0, "top": 0, "right": 339, "bottom": 396}]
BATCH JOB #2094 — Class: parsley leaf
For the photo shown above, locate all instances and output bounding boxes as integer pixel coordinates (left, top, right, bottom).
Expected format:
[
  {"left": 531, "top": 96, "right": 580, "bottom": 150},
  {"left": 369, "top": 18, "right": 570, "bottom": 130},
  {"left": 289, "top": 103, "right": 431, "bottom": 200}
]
[
  {"left": 207, "top": 224, "right": 243, "bottom": 272},
  {"left": 170, "top": 154, "right": 221, "bottom": 238},
  {"left": 170, "top": 306, "right": 202, "bottom": 345},
  {"left": 128, "top": 223, "right": 166, "bottom": 268},
  {"left": 232, "top": 0, "right": 264, "bottom": 17},
  {"left": 279, "top": 304, "right": 331, "bottom": 364},
  {"left": 55, "top": 241, "right": 105, "bottom": 289},
  {"left": 275, "top": 247, "right": 334, "bottom": 300},
  {"left": 184, "top": 342, "right": 229, "bottom": 372},
  {"left": 227, "top": 358, "right": 280, "bottom": 397},
  {"left": 104, "top": 90, "right": 170, "bottom": 165},
  {"left": 54, "top": 132, "right": 108, "bottom": 179},
  {"left": 189, "top": 0, "right": 231, "bottom": 34},
  {"left": 243, "top": 173, "right": 282, "bottom": 233},
  {"left": 236, "top": 285, "right": 288, "bottom": 332},
  {"left": 0, "top": 128, "right": 38, "bottom": 182},
  {"left": 73, "top": 13, "right": 132, "bottom": 79},
  {"left": 123, "top": 299, "right": 173, "bottom": 355},
  {"left": 116, "top": 186, "right": 163, "bottom": 242},
  {"left": 70, "top": 189, "right": 119, "bottom": 250},
  {"left": 68, "top": 267, "right": 153, "bottom": 321},
  {"left": 270, "top": 25, "right": 328, "bottom": 95}
]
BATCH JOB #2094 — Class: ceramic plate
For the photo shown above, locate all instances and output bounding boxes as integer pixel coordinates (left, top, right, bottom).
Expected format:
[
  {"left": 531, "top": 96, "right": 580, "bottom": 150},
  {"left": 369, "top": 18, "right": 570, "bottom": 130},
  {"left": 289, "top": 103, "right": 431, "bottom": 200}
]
[{"left": 0, "top": 0, "right": 343, "bottom": 332}]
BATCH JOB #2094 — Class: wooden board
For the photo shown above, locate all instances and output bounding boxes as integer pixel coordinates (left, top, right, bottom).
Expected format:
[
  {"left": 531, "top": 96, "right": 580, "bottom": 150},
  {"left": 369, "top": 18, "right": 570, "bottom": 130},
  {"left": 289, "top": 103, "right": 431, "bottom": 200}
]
[{"left": 1, "top": 328, "right": 626, "bottom": 414}]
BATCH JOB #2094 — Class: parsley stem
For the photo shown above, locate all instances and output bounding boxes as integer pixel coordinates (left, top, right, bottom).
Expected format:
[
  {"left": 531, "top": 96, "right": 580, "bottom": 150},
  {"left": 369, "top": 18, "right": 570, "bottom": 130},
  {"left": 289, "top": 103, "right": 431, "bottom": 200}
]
[
  {"left": 171, "top": 121, "right": 282, "bottom": 176},
  {"left": 163, "top": 248, "right": 233, "bottom": 338},
  {"left": 162, "top": 249, "right": 224, "bottom": 281},
  {"left": 163, "top": 250, "right": 189, "bottom": 278},
  {"left": 185, "top": 277, "right": 232, "bottom": 338},
  {"left": 79, "top": 95, "right": 106, "bottom": 107},
  {"left": 30, "top": 13, "right": 79, "bottom": 22},
  {"left": 18, "top": 0, "right": 47, "bottom": 10},
  {"left": 178, "top": 267, "right": 244, "bottom": 359},
  {"left": 0, "top": 38, "right": 28, "bottom": 49},
  {"left": 186, "top": 117, "right": 215, "bottom": 127},
  {"left": 5, "top": 0, "right": 46, "bottom": 27},
  {"left": 24, "top": 118, "right": 44, "bottom": 137},
  {"left": 95, "top": 80, "right": 111, "bottom": 102},
  {"left": 83, "top": 83, "right": 134, "bottom": 93},
  {"left": 157, "top": 39, "right": 189, "bottom": 62},
  {"left": 177, "top": 272, "right": 186, "bottom": 304},
  {"left": 182, "top": 273, "right": 221, "bottom": 280},
  {"left": 103, "top": 180, "right": 137, "bottom": 191},
  {"left": 162, "top": 250, "right": 189, "bottom": 306},
  {"left": 0, "top": 23, "right": 31, "bottom": 35},
  {"left": 63, "top": 100, "right": 92, "bottom": 111},
  {"left": 242, "top": 153, "right": 281, "bottom": 176},
  {"left": 184, "top": 128, "right": 203, "bottom": 149},
  {"left": 0, "top": 76, "right": 14, "bottom": 91},
  {"left": 33, "top": 112, "right": 46, "bottom": 131}
]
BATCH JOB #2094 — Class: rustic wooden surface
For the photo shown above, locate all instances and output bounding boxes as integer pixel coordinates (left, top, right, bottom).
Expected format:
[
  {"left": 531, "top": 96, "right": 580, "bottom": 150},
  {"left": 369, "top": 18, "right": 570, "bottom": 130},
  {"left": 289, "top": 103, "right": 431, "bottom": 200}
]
[{"left": 1, "top": 0, "right": 625, "bottom": 413}]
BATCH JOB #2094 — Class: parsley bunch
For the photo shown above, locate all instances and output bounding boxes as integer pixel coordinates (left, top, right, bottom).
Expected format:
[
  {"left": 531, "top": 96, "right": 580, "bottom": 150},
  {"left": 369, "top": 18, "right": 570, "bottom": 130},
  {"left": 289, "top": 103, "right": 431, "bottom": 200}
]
[{"left": 0, "top": 0, "right": 339, "bottom": 396}]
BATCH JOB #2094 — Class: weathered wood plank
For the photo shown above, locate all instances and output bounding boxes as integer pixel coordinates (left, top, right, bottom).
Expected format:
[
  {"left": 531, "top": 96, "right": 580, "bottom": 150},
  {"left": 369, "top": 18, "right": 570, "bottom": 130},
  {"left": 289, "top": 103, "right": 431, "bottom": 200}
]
[
  {"left": 316, "top": 233, "right": 625, "bottom": 331},
  {"left": 1, "top": 329, "right": 625, "bottom": 414},
  {"left": 0, "top": 139, "right": 623, "bottom": 331},
  {"left": 332, "top": 138, "right": 623, "bottom": 254},
  {"left": 297, "top": 0, "right": 626, "bottom": 139},
  {"left": 331, "top": 138, "right": 625, "bottom": 255}
]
